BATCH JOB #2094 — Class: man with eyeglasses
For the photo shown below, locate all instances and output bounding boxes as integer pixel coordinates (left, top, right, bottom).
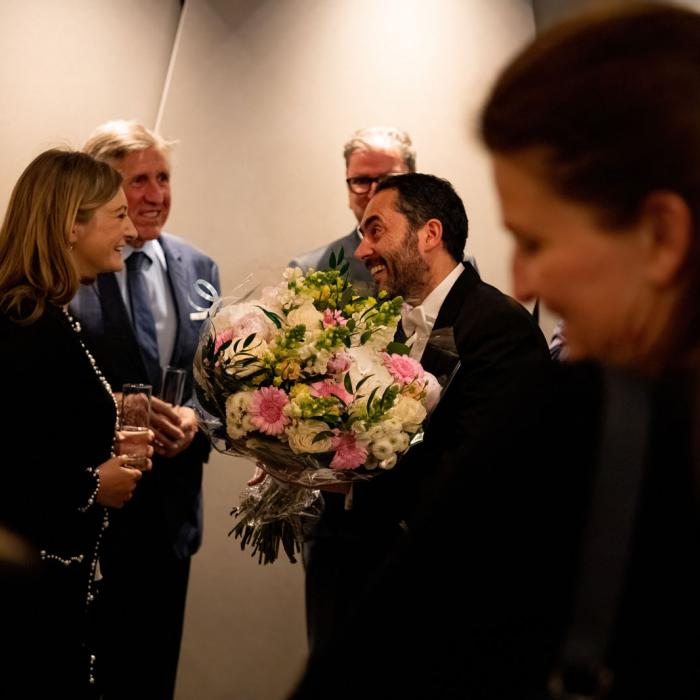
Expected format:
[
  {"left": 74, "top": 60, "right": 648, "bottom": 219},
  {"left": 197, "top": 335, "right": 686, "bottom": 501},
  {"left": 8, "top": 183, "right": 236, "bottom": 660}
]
[{"left": 290, "top": 126, "right": 415, "bottom": 284}]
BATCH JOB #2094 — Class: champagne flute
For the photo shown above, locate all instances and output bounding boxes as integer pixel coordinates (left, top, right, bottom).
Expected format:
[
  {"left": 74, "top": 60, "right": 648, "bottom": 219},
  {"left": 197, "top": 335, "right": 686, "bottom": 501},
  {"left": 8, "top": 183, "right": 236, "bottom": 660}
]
[{"left": 120, "top": 383, "right": 152, "bottom": 469}]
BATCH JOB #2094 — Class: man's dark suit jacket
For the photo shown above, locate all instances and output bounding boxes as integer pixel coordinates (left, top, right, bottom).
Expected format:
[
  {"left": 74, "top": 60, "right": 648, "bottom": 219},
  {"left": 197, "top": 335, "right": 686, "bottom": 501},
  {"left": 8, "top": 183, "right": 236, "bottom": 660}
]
[
  {"left": 70, "top": 233, "right": 220, "bottom": 560},
  {"left": 303, "top": 262, "right": 551, "bottom": 651}
]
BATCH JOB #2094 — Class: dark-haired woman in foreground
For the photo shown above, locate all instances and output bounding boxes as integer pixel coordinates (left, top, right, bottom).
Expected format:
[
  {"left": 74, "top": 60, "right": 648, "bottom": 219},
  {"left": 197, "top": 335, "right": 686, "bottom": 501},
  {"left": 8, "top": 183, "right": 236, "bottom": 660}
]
[{"left": 289, "top": 4, "right": 700, "bottom": 698}]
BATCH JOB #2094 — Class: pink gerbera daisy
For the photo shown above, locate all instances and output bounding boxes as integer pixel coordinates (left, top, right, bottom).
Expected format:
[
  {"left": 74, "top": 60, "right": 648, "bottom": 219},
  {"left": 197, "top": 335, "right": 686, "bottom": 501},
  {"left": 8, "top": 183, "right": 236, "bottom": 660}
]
[
  {"left": 382, "top": 352, "right": 425, "bottom": 385},
  {"left": 249, "top": 386, "right": 290, "bottom": 435}
]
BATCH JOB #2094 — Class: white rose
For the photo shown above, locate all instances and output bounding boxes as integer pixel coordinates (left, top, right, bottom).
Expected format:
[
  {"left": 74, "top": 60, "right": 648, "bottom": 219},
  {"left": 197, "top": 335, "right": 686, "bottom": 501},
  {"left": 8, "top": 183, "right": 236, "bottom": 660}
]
[
  {"left": 388, "top": 395, "right": 427, "bottom": 433},
  {"left": 286, "top": 420, "right": 333, "bottom": 454},
  {"left": 286, "top": 300, "right": 323, "bottom": 330}
]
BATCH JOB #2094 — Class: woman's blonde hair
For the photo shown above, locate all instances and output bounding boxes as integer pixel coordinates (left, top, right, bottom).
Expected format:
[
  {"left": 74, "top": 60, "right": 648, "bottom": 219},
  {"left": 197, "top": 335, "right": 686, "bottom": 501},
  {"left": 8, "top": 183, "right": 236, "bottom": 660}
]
[{"left": 0, "top": 149, "right": 122, "bottom": 323}]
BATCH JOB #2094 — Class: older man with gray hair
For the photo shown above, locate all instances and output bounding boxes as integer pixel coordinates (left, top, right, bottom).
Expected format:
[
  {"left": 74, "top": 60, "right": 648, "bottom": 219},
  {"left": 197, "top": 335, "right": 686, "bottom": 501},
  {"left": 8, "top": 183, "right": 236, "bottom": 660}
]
[
  {"left": 291, "top": 125, "right": 416, "bottom": 284},
  {"left": 71, "top": 120, "right": 220, "bottom": 700}
]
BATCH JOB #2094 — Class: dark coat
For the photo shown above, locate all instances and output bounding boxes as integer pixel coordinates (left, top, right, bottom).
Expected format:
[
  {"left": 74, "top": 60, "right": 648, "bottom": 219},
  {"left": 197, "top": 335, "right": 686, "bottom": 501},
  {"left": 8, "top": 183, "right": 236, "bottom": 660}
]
[
  {"left": 303, "top": 263, "right": 551, "bottom": 652},
  {"left": 0, "top": 303, "right": 116, "bottom": 696}
]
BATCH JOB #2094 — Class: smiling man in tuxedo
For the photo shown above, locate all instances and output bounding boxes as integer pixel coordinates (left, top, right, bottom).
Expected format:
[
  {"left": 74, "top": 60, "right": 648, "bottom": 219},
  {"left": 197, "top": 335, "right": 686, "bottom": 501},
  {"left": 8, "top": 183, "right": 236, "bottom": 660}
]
[
  {"left": 302, "top": 172, "right": 550, "bottom": 656},
  {"left": 70, "top": 120, "right": 220, "bottom": 700}
]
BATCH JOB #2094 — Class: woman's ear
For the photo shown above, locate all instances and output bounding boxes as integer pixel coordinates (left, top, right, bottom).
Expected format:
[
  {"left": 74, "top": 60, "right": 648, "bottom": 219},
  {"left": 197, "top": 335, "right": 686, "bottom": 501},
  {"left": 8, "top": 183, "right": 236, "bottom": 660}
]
[
  {"left": 69, "top": 222, "right": 82, "bottom": 247},
  {"left": 641, "top": 191, "right": 692, "bottom": 286}
]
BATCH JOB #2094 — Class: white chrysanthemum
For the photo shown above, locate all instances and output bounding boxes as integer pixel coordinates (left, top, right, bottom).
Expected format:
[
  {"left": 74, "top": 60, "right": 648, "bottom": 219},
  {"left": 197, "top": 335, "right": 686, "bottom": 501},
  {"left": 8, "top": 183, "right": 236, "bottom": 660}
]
[
  {"left": 388, "top": 395, "right": 427, "bottom": 433},
  {"left": 286, "top": 300, "right": 324, "bottom": 330},
  {"left": 286, "top": 419, "right": 332, "bottom": 454},
  {"left": 370, "top": 438, "right": 395, "bottom": 461},
  {"left": 225, "top": 391, "right": 254, "bottom": 440},
  {"left": 389, "top": 430, "right": 410, "bottom": 453},
  {"left": 378, "top": 454, "right": 397, "bottom": 470}
]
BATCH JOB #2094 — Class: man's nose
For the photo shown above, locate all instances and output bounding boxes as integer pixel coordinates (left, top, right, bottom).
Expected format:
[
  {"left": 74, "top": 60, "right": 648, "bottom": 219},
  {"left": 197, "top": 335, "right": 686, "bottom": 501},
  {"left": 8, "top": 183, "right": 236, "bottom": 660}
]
[
  {"left": 144, "top": 179, "right": 164, "bottom": 203},
  {"left": 355, "top": 235, "right": 372, "bottom": 260}
]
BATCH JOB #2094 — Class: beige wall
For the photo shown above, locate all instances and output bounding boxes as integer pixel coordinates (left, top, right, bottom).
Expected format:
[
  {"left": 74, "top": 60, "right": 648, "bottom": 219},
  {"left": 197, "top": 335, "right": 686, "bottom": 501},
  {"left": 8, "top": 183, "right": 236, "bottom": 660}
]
[
  {"left": 0, "top": 0, "right": 181, "bottom": 214},
  {"left": 161, "top": 1, "right": 538, "bottom": 698}
]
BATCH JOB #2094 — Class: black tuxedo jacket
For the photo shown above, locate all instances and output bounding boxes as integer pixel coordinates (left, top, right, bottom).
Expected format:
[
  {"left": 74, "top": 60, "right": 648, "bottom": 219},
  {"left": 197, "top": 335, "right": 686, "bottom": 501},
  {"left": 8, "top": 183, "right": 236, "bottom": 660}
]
[
  {"left": 70, "top": 233, "right": 220, "bottom": 562},
  {"left": 328, "top": 262, "right": 551, "bottom": 531},
  {"left": 302, "top": 263, "right": 551, "bottom": 654}
]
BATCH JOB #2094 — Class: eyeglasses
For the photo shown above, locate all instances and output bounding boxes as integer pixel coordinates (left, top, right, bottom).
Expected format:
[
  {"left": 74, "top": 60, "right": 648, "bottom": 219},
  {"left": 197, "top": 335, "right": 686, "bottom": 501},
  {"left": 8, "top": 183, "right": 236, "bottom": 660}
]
[{"left": 345, "top": 172, "right": 404, "bottom": 195}]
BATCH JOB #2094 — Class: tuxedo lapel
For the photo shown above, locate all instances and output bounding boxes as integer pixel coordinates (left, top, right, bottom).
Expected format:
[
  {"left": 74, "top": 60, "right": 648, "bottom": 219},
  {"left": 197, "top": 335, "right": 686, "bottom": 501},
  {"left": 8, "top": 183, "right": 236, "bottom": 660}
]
[
  {"left": 420, "top": 264, "right": 477, "bottom": 387},
  {"left": 432, "top": 263, "right": 478, "bottom": 332}
]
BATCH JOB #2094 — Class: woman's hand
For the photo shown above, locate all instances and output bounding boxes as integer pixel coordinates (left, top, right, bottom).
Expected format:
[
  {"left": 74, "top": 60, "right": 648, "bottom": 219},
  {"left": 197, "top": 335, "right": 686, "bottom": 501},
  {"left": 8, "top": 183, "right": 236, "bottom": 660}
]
[{"left": 96, "top": 455, "right": 145, "bottom": 508}]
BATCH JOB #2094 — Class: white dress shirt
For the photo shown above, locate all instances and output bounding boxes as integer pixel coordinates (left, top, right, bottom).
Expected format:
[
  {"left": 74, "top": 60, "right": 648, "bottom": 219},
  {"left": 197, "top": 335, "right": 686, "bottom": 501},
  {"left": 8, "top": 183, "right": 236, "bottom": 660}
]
[
  {"left": 116, "top": 239, "right": 177, "bottom": 368},
  {"left": 402, "top": 263, "right": 464, "bottom": 360}
]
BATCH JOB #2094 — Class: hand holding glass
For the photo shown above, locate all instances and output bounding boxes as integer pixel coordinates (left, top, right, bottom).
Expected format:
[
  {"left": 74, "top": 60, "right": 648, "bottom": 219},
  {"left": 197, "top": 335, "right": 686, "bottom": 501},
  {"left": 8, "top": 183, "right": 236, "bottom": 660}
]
[
  {"left": 120, "top": 383, "right": 152, "bottom": 469},
  {"left": 159, "top": 366, "right": 186, "bottom": 406}
]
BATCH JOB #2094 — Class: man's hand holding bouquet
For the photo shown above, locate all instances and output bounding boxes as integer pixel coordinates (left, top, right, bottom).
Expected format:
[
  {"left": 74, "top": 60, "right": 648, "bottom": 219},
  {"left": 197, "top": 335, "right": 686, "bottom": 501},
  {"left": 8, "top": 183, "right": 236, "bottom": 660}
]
[{"left": 193, "top": 250, "right": 441, "bottom": 563}]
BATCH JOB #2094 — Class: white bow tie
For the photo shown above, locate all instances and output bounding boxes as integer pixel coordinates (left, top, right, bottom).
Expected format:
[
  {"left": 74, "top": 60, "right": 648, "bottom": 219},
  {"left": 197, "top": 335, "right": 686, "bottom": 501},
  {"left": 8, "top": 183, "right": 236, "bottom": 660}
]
[{"left": 401, "top": 304, "right": 428, "bottom": 340}]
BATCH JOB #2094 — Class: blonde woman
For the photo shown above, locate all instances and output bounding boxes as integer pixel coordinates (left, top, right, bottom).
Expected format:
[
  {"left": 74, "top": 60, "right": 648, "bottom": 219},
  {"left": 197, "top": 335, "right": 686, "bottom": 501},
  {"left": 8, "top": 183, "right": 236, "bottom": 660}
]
[{"left": 0, "top": 149, "right": 148, "bottom": 697}]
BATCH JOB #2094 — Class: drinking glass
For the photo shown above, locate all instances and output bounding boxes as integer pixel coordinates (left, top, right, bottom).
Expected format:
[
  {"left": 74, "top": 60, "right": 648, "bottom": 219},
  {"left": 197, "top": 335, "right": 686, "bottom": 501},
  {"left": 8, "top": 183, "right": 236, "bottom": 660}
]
[
  {"left": 159, "top": 366, "right": 186, "bottom": 406},
  {"left": 120, "top": 383, "right": 152, "bottom": 469}
]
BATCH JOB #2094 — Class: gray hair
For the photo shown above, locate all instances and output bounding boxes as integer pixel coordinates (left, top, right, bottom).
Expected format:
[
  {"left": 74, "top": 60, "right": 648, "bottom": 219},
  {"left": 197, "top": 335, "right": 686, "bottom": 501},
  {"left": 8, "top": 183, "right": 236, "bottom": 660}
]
[
  {"left": 83, "top": 120, "right": 176, "bottom": 164},
  {"left": 343, "top": 126, "right": 416, "bottom": 172}
]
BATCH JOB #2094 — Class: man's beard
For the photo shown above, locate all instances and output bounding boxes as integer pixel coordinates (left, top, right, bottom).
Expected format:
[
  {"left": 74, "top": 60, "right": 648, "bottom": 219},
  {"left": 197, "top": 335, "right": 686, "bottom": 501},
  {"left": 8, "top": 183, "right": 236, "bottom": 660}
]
[{"left": 382, "top": 229, "right": 429, "bottom": 304}]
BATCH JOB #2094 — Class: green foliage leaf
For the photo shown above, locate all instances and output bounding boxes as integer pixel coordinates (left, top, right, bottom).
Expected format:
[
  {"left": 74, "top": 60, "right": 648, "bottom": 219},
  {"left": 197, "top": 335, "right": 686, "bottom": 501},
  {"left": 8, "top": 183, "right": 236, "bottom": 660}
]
[
  {"left": 329, "top": 251, "right": 337, "bottom": 269},
  {"left": 386, "top": 341, "right": 410, "bottom": 356},
  {"left": 337, "top": 247, "right": 345, "bottom": 265},
  {"left": 257, "top": 306, "right": 282, "bottom": 329},
  {"left": 360, "top": 330, "right": 372, "bottom": 345},
  {"left": 312, "top": 430, "right": 334, "bottom": 444},
  {"left": 355, "top": 375, "right": 371, "bottom": 392},
  {"left": 343, "top": 373, "right": 353, "bottom": 394},
  {"left": 242, "top": 333, "right": 256, "bottom": 349},
  {"left": 367, "top": 386, "right": 379, "bottom": 411},
  {"left": 339, "top": 262, "right": 349, "bottom": 276}
]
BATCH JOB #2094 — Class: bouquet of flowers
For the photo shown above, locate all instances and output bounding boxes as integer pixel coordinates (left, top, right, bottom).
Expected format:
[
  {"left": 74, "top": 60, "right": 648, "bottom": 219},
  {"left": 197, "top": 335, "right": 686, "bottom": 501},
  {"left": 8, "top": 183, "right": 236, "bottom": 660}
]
[{"left": 193, "top": 250, "right": 441, "bottom": 563}]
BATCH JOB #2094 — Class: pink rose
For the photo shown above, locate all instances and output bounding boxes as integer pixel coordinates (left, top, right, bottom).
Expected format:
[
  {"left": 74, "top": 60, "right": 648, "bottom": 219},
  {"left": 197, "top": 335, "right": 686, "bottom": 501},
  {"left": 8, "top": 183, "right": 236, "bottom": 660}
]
[
  {"left": 326, "top": 351, "right": 352, "bottom": 375},
  {"left": 423, "top": 372, "right": 441, "bottom": 413},
  {"left": 214, "top": 328, "right": 234, "bottom": 353},
  {"left": 310, "top": 379, "right": 354, "bottom": 405}
]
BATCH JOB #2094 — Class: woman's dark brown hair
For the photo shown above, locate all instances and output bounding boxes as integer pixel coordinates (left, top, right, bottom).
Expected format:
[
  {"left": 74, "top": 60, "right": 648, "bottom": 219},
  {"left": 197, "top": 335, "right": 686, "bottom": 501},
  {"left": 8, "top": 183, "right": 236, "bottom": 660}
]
[{"left": 481, "top": 1, "right": 700, "bottom": 362}]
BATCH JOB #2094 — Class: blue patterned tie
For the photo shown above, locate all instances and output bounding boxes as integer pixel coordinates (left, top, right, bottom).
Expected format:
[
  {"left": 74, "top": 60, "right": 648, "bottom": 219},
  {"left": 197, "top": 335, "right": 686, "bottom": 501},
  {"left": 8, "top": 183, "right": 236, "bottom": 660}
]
[{"left": 126, "top": 251, "right": 161, "bottom": 386}]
